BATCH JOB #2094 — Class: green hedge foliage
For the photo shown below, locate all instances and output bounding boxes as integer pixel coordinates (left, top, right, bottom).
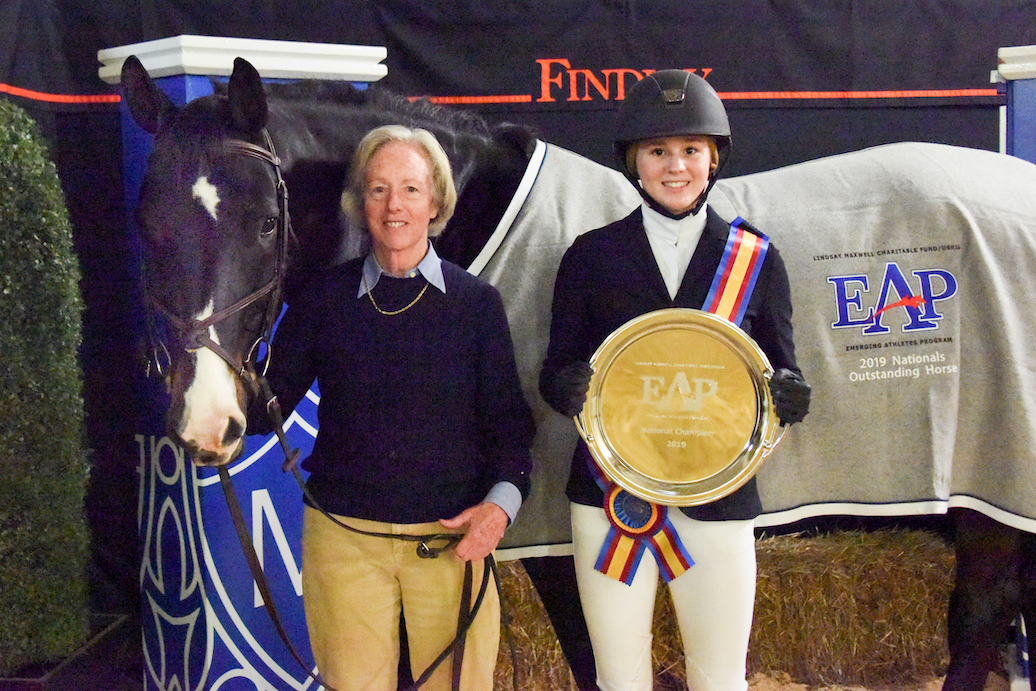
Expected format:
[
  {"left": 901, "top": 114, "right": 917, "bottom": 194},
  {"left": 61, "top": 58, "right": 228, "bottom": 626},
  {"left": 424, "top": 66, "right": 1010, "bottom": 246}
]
[{"left": 0, "top": 99, "right": 90, "bottom": 675}]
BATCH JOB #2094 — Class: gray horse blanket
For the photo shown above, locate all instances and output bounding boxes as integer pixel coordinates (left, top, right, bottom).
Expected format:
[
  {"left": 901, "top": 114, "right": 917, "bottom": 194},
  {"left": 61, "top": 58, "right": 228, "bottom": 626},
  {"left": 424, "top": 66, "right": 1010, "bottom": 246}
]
[{"left": 483, "top": 141, "right": 1036, "bottom": 557}]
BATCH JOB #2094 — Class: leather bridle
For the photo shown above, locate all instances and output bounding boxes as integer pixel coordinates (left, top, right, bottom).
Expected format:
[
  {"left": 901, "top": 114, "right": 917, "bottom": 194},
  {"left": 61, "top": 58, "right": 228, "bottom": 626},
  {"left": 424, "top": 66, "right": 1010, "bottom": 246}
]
[
  {"left": 145, "top": 129, "right": 291, "bottom": 386},
  {"left": 141, "top": 129, "right": 507, "bottom": 691}
]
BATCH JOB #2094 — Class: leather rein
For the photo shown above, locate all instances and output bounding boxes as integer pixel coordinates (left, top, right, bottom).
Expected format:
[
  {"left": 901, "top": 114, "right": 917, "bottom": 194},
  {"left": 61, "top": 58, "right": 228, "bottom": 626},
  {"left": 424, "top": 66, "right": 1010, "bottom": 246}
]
[{"left": 142, "top": 130, "right": 501, "bottom": 691}]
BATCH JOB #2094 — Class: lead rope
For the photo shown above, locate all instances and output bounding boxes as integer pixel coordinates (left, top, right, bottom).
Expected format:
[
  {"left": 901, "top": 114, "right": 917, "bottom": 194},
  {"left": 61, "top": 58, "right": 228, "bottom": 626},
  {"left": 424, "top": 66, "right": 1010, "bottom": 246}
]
[{"left": 217, "top": 464, "right": 327, "bottom": 683}]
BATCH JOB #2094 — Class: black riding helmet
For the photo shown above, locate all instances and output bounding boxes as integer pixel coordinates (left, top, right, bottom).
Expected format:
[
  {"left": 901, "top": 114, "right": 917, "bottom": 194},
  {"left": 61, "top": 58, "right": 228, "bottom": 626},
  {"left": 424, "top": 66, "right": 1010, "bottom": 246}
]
[{"left": 615, "top": 70, "right": 731, "bottom": 218}]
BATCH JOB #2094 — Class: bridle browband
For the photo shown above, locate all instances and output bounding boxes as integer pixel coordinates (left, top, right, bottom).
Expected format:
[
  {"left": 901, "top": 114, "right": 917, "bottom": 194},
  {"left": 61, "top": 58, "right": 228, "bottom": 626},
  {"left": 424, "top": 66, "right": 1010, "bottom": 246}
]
[{"left": 141, "top": 129, "right": 512, "bottom": 691}]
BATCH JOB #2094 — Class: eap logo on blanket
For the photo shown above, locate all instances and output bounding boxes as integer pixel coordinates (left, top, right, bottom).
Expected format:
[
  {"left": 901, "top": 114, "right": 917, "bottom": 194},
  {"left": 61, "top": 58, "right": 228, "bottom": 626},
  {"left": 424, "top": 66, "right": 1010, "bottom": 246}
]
[{"left": 828, "top": 262, "right": 958, "bottom": 335}]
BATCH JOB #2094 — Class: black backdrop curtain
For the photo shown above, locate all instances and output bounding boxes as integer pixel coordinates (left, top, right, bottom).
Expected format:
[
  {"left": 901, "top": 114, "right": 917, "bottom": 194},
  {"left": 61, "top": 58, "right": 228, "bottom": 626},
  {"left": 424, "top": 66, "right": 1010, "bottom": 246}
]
[{"left": 8, "top": 1, "right": 1035, "bottom": 167}]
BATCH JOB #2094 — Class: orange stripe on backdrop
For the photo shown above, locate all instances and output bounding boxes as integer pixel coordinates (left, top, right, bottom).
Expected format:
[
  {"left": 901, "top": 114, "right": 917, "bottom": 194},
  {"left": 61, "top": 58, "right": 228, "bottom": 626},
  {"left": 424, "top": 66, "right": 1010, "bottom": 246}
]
[
  {"left": 420, "top": 88, "right": 998, "bottom": 105},
  {"left": 1, "top": 83, "right": 122, "bottom": 104},
  {"left": 3, "top": 85, "right": 993, "bottom": 107},
  {"left": 421, "top": 94, "right": 534, "bottom": 105}
]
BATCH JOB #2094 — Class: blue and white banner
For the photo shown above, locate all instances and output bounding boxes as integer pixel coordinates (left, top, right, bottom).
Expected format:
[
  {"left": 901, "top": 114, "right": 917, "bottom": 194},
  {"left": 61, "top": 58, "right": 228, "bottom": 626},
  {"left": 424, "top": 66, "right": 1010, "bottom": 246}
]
[{"left": 138, "top": 391, "right": 319, "bottom": 691}]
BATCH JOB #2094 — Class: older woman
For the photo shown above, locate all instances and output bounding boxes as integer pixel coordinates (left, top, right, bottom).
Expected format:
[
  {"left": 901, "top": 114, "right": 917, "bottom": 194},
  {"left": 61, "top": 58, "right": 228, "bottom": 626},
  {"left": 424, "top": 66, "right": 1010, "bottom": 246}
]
[{"left": 254, "top": 125, "right": 534, "bottom": 690}]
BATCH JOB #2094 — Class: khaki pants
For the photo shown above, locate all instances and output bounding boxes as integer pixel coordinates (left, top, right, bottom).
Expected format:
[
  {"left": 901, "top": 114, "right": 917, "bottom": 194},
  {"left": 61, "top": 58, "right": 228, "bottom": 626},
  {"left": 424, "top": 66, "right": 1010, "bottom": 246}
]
[{"left": 301, "top": 505, "right": 499, "bottom": 691}]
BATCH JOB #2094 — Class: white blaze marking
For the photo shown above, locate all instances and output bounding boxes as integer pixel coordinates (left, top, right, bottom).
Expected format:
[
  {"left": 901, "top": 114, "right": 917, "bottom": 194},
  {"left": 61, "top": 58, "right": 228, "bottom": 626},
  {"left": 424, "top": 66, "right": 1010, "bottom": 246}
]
[
  {"left": 180, "top": 301, "right": 244, "bottom": 456},
  {"left": 192, "top": 176, "right": 221, "bottom": 220}
]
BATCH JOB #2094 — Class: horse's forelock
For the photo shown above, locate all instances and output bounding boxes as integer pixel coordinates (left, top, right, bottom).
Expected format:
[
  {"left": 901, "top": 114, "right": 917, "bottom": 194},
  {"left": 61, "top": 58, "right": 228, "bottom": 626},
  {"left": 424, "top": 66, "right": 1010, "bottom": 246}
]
[
  {"left": 175, "top": 95, "right": 241, "bottom": 139},
  {"left": 150, "top": 96, "right": 265, "bottom": 193}
]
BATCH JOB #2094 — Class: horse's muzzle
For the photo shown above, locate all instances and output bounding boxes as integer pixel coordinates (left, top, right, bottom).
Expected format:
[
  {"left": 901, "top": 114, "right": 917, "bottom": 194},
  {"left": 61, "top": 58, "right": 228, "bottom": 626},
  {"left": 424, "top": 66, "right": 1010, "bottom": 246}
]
[{"left": 182, "top": 436, "right": 245, "bottom": 467}]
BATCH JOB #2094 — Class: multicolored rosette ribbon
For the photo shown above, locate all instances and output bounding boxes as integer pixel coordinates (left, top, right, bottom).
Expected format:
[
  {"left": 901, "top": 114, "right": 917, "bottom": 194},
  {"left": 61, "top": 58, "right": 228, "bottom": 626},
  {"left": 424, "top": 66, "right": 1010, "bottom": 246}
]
[{"left": 594, "top": 483, "right": 694, "bottom": 585}]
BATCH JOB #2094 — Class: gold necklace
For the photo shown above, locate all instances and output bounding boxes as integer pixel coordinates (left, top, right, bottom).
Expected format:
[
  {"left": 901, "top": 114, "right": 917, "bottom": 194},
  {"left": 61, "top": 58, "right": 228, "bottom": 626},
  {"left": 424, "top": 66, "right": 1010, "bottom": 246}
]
[{"left": 362, "top": 273, "right": 429, "bottom": 315}]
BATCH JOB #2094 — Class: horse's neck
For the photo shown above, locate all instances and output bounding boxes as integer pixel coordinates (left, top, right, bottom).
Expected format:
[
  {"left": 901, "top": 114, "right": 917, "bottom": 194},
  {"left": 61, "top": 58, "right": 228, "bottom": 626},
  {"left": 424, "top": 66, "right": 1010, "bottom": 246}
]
[
  {"left": 265, "top": 103, "right": 356, "bottom": 165},
  {"left": 262, "top": 104, "right": 356, "bottom": 298},
  {"left": 433, "top": 133, "right": 534, "bottom": 270}
]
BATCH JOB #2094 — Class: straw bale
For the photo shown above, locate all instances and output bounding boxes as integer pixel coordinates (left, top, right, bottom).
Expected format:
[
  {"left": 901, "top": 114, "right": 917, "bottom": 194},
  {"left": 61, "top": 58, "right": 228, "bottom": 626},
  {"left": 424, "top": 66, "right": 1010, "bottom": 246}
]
[
  {"left": 748, "top": 530, "right": 954, "bottom": 686},
  {"left": 494, "top": 559, "right": 579, "bottom": 690},
  {"left": 493, "top": 530, "right": 955, "bottom": 690}
]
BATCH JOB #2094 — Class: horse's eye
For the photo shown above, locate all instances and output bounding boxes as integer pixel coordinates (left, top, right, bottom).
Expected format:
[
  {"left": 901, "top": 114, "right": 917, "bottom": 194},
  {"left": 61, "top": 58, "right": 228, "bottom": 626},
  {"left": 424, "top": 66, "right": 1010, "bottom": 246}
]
[{"left": 260, "top": 217, "right": 278, "bottom": 237}]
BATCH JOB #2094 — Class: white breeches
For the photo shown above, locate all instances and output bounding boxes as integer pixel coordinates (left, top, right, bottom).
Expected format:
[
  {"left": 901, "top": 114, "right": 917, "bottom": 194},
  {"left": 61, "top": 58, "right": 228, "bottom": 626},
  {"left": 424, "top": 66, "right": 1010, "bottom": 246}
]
[{"left": 570, "top": 502, "right": 756, "bottom": 691}]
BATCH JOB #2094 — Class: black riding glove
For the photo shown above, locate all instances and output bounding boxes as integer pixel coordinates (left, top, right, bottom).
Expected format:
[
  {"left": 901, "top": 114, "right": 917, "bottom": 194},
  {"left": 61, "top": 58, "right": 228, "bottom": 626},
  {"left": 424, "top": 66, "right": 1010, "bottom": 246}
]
[
  {"left": 540, "top": 361, "right": 594, "bottom": 417},
  {"left": 769, "top": 368, "right": 811, "bottom": 425}
]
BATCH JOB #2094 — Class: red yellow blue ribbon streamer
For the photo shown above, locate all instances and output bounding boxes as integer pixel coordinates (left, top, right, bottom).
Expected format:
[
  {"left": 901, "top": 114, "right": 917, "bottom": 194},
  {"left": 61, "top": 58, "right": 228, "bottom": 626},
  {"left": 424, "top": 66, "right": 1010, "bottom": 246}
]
[
  {"left": 703, "top": 217, "right": 770, "bottom": 326},
  {"left": 594, "top": 484, "right": 694, "bottom": 584}
]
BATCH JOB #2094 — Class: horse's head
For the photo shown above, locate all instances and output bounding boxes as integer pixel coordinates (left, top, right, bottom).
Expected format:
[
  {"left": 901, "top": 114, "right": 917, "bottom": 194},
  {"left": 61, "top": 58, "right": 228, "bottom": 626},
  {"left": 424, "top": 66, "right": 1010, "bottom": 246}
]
[{"left": 123, "top": 55, "right": 288, "bottom": 466}]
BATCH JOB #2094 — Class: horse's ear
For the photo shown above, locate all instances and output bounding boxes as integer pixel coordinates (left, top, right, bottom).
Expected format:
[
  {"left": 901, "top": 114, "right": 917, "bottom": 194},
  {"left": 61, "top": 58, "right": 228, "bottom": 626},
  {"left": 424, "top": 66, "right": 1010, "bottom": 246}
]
[
  {"left": 121, "top": 55, "right": 176, "bottom": 135},
  {"left": 227, "top": 57, "right": 268, "bottom": 133}
]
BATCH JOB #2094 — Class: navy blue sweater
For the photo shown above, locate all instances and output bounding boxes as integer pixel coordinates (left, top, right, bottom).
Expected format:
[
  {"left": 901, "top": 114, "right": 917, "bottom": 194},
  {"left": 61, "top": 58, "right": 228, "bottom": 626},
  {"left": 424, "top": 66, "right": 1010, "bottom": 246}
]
[{"left": 256, "top": 257, "right": 534, "bottom": 524}]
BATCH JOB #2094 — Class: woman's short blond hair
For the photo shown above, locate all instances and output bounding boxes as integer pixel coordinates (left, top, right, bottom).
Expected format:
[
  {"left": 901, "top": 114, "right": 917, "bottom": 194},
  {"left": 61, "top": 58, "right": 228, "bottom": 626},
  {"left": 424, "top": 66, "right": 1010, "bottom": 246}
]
[{"left": 340, "top": 125, "right": 457, "bottom": 237}]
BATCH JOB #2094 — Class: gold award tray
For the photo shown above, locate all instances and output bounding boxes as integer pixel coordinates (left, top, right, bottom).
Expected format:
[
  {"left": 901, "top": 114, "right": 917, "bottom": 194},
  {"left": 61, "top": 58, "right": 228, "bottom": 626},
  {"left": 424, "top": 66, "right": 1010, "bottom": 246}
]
[{"left": 576, "top": 308, "right": 783, "bottom": 506}]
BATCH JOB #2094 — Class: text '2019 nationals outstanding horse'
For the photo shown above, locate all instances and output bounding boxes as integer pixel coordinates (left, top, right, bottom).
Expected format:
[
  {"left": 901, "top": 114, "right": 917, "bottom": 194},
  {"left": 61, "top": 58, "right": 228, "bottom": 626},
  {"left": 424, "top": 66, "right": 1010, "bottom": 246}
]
[{"left": 123, "top": 54, "right": 1036, "bottom": 691}]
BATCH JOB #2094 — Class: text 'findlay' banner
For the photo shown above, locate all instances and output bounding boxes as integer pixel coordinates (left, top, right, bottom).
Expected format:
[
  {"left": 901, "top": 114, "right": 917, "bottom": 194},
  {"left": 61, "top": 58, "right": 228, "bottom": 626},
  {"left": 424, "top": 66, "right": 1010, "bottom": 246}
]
[{"left": 369, "top": 0, "right": 1019, "bottom": 170}]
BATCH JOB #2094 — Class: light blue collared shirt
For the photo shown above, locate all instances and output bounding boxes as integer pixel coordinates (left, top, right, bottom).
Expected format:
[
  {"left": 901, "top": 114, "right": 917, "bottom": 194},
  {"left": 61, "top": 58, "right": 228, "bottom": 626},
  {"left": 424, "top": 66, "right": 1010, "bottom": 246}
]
[
  {"left": 357, "top": 241, "right": 447, "bottom": 298},
  {"left": 355, "top": 241, "right": 523, "bottom": 524}
]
